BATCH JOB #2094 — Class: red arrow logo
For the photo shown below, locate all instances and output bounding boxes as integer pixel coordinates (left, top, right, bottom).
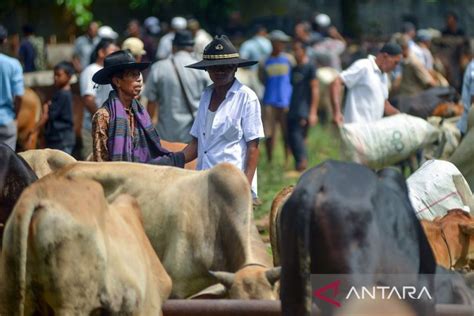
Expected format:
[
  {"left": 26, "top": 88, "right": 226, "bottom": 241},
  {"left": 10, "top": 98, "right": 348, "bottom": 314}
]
[{"left": 313, "top": 280, "right": 342, "bottom": 307}]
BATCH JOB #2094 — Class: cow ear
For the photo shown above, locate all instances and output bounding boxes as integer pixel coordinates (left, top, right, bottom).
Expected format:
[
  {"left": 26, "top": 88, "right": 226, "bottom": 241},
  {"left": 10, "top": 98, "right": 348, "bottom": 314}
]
[
  {"left": 459, "top": 223, "right": 474, "bottom": 235},
  {"left": 265, "top": 267, "right": 281, "bottom": 285},
  {"left": 209, "top": 270, "right": 235, "bottom": 289}
]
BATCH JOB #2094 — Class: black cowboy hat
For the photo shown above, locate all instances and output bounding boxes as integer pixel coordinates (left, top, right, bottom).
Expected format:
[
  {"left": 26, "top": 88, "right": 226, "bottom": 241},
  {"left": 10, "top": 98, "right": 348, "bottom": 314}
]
[
  {"left": 92, "top": 50, "right": 150, "bottom": 85},
  {"left": 186, "top": 35, "right": 257, "bottom": 70}
]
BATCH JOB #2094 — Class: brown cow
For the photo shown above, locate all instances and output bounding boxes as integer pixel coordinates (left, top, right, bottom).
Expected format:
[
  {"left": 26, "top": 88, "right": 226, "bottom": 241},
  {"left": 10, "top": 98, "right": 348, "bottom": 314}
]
[
  {"left": 421, "top": 209, "right": 474, "bottom": 270},
  {"left": 0, "top": 177, "right": 171, "bottom": 315},
  {"left": 16, "top": 88, "right": 41, "bottom": 151},
  {"left": 269, "top": 185, "right": 294, "bottom": 267}
]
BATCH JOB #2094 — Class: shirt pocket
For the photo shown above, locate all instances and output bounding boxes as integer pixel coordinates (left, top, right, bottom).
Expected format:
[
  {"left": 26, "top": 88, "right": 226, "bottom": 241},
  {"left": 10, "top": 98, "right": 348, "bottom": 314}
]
[{"left": 222, "top": 119, "right": 242, "bottom": 142}]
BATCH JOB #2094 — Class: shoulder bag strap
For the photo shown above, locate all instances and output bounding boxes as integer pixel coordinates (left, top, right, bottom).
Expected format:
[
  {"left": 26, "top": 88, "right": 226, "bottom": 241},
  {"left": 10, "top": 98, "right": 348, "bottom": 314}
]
[{"left": 171, "top": 57, "right": 195, "bottom": 120}]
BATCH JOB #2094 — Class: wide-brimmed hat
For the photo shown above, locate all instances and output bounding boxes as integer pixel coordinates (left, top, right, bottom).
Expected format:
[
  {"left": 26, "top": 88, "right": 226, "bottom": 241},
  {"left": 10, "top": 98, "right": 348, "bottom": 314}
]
[
  {"left": 186, "top": 35, "right": 257, "bottom": 70},
  {"left": 92, "top": 50, "right": 150, "bottom": 85}
]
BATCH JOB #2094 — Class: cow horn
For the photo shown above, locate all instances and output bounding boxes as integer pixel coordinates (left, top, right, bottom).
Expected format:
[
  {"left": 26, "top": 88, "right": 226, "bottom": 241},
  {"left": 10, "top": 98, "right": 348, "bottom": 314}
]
[
  {"left": 209, "top": 270, "right": 235, "bottom": 289},
  {"left": 265, "top": 267, "right": 281, "bottom": 285}
]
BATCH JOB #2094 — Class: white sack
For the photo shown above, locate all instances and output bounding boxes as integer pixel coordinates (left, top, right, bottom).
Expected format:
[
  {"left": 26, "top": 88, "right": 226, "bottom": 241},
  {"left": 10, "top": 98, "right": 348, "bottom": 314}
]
[
  {"left": 340, "top": 113, "right": 439, "bottom": 169},
  {"left": 407, "top": 159, "right": 473, "bottom": 220}
]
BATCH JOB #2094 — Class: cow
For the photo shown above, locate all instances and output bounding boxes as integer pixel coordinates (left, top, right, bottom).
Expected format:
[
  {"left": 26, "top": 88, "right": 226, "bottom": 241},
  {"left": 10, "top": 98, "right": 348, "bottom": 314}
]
[
  {"left": 0, "top": 143, "right": 38, "bottom": 246},
  {"left": 52, "top": 161, "right": 280, "bottom": 299},
  {"left": 279, "top": 161, "right": 437, "bottom": 316},
  {"left": 269, "top": 185, "right": 294, "bottom": 267},
  {"left": 0, "top": 177, "right": 171, "bottom": 315},
  {"left": 19, "top": 148, "right": 77, "bottom": 178},
  {"left": 16, "top": 88, "right": 41, "bottom": 151},
  {"left": 421, "top": 209, "right": 474, "bottom": 270}
]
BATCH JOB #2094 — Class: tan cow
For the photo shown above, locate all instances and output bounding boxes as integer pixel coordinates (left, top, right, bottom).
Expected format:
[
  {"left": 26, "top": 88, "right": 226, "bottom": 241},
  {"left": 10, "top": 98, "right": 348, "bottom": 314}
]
[
  {"left": 53, "top": 161, "right": 280, "bottom": 299},
  {"left": 269, "top": 185, "right": 294, "bottom": 267},
  {"left": 0, "top": 177, "right": 171, "bottom": 315},
  {"left": 19, "top": 148, "right": 77, "bottom": 178},
  {"left": 421, "top": 209, "right": 474, "bottom": 270}
]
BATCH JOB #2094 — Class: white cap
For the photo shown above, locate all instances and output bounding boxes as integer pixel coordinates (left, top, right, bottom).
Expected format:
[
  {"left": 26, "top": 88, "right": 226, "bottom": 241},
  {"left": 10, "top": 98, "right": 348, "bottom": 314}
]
[
  {"left": 98, "top": 25, "right": 118, "bottom": 40},
  {"left": 171, "top": 16, "right": 187, "bottom": 30},
  {"left": 315, "top": 13, "right": 331, "bottom": 28},
  {"left": 144, "top": 16, "right": 161, "bottom": 35}
]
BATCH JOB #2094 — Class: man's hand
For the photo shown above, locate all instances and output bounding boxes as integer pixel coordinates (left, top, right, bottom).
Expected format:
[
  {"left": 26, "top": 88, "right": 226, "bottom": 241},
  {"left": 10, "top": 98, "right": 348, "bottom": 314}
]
[
  {"left": 332, "top": 112, "right": 344, "bottom": 126},
  {"left": 308, "top": 113, "right": 319, "bottom": 127},
  {"left": 40, "top": 101, "right": 50, "bottom": 122}
]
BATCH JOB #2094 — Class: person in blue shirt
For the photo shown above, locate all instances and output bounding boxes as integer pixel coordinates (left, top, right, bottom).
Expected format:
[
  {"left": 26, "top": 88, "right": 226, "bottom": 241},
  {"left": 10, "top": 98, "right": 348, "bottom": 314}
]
[
  {"left": 0, "top": 25, "right": 24, "bottom": 150},
  {"left": 261, "top": 30, "right": 293, "bottom": 163}
]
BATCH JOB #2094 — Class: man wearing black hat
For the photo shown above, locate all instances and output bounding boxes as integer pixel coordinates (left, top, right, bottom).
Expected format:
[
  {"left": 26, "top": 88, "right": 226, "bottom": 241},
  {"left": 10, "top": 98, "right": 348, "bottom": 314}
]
[
  {"left": 144, "top": 30, "right": 211, "bottom": 143},
  {"left": 90, "top": 50, "right": 184, "bottom": 166},
  {"left": 183, "top": 35, "right": 264, "bottom": 201},
  {"left": 0, "top": 24, "right": 24, "bottom": 150},
  {"left": 330, "top": 43, "right": 402, "bottom": 124}
]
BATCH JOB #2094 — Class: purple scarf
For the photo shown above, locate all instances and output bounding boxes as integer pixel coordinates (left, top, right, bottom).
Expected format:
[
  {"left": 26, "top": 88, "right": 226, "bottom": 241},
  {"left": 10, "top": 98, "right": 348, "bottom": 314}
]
[{"left": 104, "top": 91, "right": 184, "bottom": 167}]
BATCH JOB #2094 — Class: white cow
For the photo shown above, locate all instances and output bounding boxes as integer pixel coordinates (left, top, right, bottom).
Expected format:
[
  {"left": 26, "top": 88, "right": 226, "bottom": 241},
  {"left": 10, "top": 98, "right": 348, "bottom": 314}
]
[
  {"left": 0, "top": 177, "right": 171, "bottom": 315},
  {"left": 53, "top": 161, "right": 280, "bottom": 299}
]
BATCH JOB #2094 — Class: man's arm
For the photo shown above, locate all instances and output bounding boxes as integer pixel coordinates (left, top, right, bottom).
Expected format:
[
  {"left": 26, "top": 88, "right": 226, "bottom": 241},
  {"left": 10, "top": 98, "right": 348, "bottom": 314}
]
[
  {"left": 308, "top": 78, "right": 320, "bottom": 126},
  {"left": 329, "top": 76, "right": 344, "bottom": 125},
  {"left": 244, "top": 139, "right": 260, "bottom": 186},
  {"left": 82, "top": 95, "right": 98, "bottom": 115},
  {"left": 384, "top": 100, "right": 400, "bottom": 116},
  {"left": 182, "top": 137, "right": 198, "bottom": 163}
]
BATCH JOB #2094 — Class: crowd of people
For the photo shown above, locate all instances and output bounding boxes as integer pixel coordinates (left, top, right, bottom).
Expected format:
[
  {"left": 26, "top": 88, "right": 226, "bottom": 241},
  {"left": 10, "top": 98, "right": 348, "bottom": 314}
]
[{"left": 0, "top": 11, "right": 472, "bottom": 203}]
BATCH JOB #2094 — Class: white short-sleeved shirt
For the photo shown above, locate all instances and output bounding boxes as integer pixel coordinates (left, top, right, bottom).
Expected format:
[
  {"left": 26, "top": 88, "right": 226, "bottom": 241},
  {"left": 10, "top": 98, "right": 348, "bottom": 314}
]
[
  {"left": 79, "top": 63, "right": 113, "bottom": 130},
  {"left": 190, "top": 79, "right": 264, "bottom": 195},
  {"left": 340, "top": 55, "right": 388, "bottom": 123}
]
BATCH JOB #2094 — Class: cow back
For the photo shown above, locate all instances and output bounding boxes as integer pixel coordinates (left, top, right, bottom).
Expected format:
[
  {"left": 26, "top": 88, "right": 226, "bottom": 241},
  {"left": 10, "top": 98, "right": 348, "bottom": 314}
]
[{"left": 19, "top": 148, "right": 77, "bottom": 178}]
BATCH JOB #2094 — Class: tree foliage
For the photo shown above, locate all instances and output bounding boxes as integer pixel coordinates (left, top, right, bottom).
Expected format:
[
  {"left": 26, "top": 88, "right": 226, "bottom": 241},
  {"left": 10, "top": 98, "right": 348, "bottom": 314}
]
[{"left": 56, "top": 0, "right": 93, "bottom": 28}]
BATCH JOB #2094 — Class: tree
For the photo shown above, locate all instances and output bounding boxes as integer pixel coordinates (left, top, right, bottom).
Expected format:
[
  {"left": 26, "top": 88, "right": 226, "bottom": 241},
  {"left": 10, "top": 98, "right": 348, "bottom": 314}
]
[{"left": 56, "top": 0, "right": 93, "bottom": 28}]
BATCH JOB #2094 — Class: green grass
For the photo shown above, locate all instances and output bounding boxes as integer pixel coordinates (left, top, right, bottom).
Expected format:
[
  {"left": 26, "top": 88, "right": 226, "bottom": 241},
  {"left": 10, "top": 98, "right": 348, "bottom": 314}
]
[{"left": 254, "top": 124, "right": 342, "bottom": 220}]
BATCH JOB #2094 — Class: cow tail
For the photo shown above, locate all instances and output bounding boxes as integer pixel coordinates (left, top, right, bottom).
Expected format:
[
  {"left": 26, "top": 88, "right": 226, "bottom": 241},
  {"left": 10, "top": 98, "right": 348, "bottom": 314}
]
[
  {"left": 12, "top": 199, "right": 40, "bottom": 315},
  {"left": 296, "top": 190, "right": 313, "bottom": 315}
]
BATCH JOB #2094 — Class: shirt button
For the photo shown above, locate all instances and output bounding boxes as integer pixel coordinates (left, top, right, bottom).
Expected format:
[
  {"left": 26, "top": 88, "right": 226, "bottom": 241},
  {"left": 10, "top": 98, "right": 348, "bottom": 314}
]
[
  {"left": 204, "top": 151, "right": 207, "bottom": 154},
  {"left": 203, "top": 132, "right": 206, "bottom": 135}
]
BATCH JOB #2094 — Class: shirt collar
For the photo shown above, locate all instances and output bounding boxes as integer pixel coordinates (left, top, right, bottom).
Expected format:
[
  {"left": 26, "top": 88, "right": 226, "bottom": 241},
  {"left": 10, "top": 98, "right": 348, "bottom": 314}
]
[
  {"left": 226, "top": 78, "right": 242, "bottom": 97},
  {"left": 209, "top": 78, "right": 242, "bottom": 98},
  {"left": 368, "top": 55, "right": 382, "bottom": 74}
]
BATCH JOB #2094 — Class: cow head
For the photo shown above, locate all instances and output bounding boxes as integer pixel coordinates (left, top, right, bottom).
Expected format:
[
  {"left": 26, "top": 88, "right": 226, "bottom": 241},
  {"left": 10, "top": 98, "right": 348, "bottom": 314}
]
[{"left": 209, "top": 266, "right": 281, "bottom": 299}]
